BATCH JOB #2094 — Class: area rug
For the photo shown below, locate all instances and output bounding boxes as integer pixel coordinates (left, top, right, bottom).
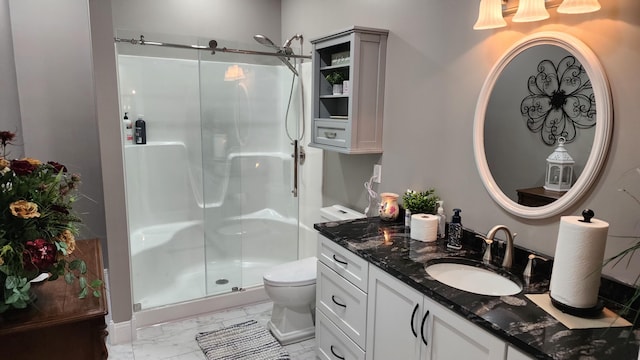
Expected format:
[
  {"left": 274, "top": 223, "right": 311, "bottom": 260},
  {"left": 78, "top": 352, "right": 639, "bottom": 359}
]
[{"left": 196, "top": 320, "right": 290, "bottom": 360}]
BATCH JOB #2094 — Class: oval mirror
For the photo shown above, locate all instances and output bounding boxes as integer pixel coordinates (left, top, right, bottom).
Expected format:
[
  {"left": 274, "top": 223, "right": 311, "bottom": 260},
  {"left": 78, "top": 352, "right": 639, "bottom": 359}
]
[{"left": 473, "top": 32, "right": 612, "bottom": 219}]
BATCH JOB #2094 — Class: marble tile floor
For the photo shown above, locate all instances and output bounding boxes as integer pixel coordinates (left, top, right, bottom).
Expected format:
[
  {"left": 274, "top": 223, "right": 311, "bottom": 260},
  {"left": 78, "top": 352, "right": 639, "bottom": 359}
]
[{"left": 107, "top": 301, "right": 317, "bottom": 360}]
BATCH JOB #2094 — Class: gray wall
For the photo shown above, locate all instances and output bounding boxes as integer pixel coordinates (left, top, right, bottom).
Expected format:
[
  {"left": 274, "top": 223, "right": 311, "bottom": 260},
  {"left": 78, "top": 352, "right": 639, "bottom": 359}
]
[
  {"left": 8, "top": 0, "right": 106, "bottom": 245},
  {"left": 0, "top": 0, "right": 23, "bottom": 157},
  {"left": 282, "top": 0, "right": 640, "bottom": 285}
]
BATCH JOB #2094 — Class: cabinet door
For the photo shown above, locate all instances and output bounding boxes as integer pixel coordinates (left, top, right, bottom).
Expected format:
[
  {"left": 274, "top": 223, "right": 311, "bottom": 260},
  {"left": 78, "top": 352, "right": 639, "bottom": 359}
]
[
  {"left": 423, "top": 296, "right": 506, "bottom": 360},
  {"left": 507, "top": 346, "right": 534, "bottom": 360},
  {"left": 367, "top": 265, "right": 423, "bottom": 360}
]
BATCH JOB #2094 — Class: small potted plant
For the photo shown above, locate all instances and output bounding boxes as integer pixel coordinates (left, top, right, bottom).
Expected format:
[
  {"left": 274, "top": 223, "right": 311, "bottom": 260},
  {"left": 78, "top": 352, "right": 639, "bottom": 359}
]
[
  {"left": 325, "top": 72, "right": 345, "bottom": 95},
  {"left": 402, "top": 188, "right": 440, "bottom": 215}
]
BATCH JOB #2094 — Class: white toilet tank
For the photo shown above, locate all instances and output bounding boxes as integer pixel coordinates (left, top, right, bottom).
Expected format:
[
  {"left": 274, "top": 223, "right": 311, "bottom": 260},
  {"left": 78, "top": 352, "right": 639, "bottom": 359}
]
[{"left": 319, "top": 204, "right": 366, "bottom": 222}]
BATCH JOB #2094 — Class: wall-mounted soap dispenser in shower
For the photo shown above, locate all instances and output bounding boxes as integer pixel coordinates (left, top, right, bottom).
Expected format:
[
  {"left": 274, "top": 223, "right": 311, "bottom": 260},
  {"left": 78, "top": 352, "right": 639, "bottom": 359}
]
[{"left": 135, "top": 115, "right": 146, "bottom": 144}]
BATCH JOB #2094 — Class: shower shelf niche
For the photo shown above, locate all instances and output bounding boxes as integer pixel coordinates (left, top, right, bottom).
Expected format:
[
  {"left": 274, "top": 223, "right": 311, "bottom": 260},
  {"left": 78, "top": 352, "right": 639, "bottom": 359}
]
[{"left": 310, "top": 26, "right": 388, "bottom": 154}]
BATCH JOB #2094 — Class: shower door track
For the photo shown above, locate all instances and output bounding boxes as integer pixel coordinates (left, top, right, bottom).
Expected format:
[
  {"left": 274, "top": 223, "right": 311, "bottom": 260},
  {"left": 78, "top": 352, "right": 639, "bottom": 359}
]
[{"left": 114, "top": 35, "right": 311, "bottom": 59}]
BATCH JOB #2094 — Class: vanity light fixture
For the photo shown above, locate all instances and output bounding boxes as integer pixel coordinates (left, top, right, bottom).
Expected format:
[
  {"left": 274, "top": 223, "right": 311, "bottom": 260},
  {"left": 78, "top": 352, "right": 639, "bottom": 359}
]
[
  {"left": 474, "top": 0, "right": 507, "bottom": 30},
  {"left": 513, "top": 0, "right": 550, "bottom": 22},
  {"left": 473, "top": 0, "right": 601, "bottom": 30},
  {"left": 557, "top": 0, "right": 601, "bottom": 14}
]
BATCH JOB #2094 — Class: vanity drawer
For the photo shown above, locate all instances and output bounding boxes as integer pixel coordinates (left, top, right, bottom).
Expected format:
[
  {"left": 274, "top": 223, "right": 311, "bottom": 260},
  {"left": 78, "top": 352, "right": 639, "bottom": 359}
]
[
  {"left": 317, "top": 261, "right": 367, "bottom": 348},
  {"left": 316, "top": 309, "right": 365, "bottom": 360},
  {"left": 314, "top": 120, "right": 348, "bottom": 148},
  {"left": 318, "top": 234, "right": 369, "bottom": 291}
]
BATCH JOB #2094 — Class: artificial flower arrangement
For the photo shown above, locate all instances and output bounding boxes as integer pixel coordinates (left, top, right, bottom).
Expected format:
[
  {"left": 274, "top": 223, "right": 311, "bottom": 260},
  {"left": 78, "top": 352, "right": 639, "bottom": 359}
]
[
  {"left": 0, "top": 131, "right": 102, "bottom": 313},
  {"left": 402, "top": 188, "right": 440, "bottom": 215}
]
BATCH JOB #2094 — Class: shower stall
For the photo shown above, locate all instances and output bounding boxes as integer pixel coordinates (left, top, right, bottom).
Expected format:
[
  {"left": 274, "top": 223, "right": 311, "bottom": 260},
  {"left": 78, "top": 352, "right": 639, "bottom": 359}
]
[{"left": 115, "top": 32, "right": 311, "bottom": 318}]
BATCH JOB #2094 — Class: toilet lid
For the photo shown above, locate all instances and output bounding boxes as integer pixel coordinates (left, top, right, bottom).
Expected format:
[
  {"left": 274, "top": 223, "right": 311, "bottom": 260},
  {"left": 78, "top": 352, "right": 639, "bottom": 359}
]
[{"left": 263, "top": 257, "right": 317, "bottom": 286}]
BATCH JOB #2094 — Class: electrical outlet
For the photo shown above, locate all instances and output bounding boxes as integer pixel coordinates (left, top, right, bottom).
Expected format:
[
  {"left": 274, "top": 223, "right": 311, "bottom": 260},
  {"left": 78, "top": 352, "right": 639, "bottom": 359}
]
[{"left": 373, "top": 164, "right": 382, "bottom": 183}]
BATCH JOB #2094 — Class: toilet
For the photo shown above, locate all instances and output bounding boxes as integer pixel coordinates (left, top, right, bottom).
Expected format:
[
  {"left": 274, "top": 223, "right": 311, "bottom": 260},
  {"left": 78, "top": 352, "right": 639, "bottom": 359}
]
[{"left": 263, "top": 205, "right": 365, "bottom": 345}]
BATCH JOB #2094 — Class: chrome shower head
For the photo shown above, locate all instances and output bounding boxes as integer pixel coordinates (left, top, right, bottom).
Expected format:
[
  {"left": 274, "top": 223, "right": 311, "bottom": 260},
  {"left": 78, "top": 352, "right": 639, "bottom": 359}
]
[
  {"left": 253, "top": 34, "right": 279, "bottom": 50},
  {"left": 283, "top": 34, "right": 303, "bottom": 49},
  {"left": 253, "top": 34, "right": 299, "bottom": 76}
]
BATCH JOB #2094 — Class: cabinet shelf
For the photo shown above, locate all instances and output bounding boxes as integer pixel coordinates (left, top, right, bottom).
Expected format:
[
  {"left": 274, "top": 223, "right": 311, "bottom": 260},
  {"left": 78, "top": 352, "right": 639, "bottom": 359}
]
[
  {"left": 319, "top": 94, "right": 349, "bottom": 99},
  {"left": 320, "top": 64, "right": 350, "bottom": 71},
  {"left": 310, "top": 26, "right": 388, "bottom": 154}
]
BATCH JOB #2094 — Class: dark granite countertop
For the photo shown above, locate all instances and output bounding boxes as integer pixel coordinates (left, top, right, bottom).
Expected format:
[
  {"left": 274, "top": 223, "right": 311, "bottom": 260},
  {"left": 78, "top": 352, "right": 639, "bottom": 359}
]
[{"left": 315, "top": 217, "right": 640, "bottom": 360}]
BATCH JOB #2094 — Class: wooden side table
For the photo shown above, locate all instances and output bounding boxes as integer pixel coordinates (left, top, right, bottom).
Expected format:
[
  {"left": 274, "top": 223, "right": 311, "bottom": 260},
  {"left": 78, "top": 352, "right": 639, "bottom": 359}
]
[
  {"left": 516, "top": 186, "right": 565, "bottom": 207},
  {"left": 0, "top": 238, "right": 108, "bottom": 360}
]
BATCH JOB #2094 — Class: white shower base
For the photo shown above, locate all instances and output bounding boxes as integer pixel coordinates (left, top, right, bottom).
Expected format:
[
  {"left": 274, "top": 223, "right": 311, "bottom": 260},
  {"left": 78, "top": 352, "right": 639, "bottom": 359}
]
[{"left": 134, "top": 257, "right": 278, "bottom": 310}]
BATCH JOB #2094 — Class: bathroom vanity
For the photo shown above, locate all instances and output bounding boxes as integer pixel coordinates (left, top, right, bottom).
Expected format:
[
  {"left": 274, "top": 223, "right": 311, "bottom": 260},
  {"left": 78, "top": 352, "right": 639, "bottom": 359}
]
[{"left": 314, "top": 217, "right": 639, "bottom": 360}]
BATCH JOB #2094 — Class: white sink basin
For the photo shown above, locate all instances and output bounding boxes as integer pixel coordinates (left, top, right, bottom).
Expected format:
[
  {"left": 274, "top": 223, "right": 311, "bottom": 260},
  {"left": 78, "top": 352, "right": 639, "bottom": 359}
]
[{"left": 425, "top": 260, "right": 522, "bottom": 296}]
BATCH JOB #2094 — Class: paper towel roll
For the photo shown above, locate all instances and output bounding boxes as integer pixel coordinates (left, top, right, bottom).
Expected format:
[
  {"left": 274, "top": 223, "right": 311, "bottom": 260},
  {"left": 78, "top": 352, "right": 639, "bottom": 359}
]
[
  {"left": 550, "top": 215, "right": 609, "bottom": 309},
  {"left": 410, "top": 214, "right": 438, "bottom": 242}
]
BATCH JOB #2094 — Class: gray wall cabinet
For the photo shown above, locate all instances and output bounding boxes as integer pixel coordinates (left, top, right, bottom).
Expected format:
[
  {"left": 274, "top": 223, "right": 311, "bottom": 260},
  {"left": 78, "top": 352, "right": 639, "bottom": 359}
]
[{"left": 310, "top": 26, "right": 388, "bottom": 154}]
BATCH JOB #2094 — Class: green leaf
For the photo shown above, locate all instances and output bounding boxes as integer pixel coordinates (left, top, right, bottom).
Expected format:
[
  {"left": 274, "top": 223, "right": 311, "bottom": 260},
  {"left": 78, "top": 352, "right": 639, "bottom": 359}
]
[
  {"left": 78, "top": 287, "right": 88, "bottom": 299},
  {"left": 6, "top": 292, "right": 20, "bottom": 304},
  {"left": 79, "top": 260, "right": 87, "bottom": 274},
  {"left": 69, "top": 259, "right": 82, "bottom": 270},
  {"left": 64, "top": 272, "right": 74, "bottom": 284},
  {"left": 90, "top": 279, "right": 103, "bottom": 288},
  {"left": 79, "top": 276, "right": 87, "bottom": 289},
  {"left": 19, "top": 282, "right": 31, "bottom": 294},
  {"left": 5, "top": 276, "right": 18, "bottom": 289},
  {"left": 93, "top": 290, "right": 101, "bottom": 298}
]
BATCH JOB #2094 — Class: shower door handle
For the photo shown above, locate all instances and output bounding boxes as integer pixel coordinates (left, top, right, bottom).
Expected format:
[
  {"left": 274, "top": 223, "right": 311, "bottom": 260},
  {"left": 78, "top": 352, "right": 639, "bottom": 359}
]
[
  {"left": 292, "top": 140, "right": 299, "bottom": 197},
  {"left": 291, "top": 140, "right": 305, "bottom": 198}
]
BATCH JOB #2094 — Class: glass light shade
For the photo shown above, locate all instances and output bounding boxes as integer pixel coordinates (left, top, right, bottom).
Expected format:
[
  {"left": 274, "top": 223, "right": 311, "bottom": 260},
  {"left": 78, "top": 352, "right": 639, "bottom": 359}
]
[
  {"left": 513, "top": 0, "right": 550, "bottom": 22},
  {"left": 224, "top": 64, "right": 245, "bottom": 81},
  {"left": 473, "top": 0, "right": 507, "bottom": 30},
  {"left": 557, "top": 0, "right": 601, "bottom": 14}
]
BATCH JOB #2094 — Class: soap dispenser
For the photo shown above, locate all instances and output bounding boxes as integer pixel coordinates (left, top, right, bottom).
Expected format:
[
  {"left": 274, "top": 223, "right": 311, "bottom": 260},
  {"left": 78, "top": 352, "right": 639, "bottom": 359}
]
[
  {"left": 447, "top": 208, "right": 462, "bottom": 250},
  {"left": 436, "top": 201, "right": 446, "bottom": 238}
]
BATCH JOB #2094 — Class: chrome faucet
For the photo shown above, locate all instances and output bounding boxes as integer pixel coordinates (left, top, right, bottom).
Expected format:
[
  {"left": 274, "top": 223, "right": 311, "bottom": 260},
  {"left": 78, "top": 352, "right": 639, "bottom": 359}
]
[{"left": 485, "top": 225, "right": 515, "bottom": 269}]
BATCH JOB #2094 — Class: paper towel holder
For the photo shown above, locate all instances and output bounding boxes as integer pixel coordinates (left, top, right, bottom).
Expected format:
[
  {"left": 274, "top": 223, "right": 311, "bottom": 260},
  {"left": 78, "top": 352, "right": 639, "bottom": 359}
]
[
  {"left": 550, "top": 295, "right": 604, "bottom": 318},
  {"left": 579, "top": 209, "right": 594, "bottom": 223}
]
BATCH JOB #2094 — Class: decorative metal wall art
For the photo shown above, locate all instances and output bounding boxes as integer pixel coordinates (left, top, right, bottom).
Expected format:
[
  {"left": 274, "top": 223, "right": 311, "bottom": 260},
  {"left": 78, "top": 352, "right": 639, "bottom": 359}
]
[{"left": 520, "top": 55, "right": 596, "bottom": 146}]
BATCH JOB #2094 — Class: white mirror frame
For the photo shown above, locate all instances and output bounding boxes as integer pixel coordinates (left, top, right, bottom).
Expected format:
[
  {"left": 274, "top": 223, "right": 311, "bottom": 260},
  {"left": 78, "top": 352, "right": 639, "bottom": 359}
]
[{"left": 473, "top": 31, "right": 612, "bottom": 219}]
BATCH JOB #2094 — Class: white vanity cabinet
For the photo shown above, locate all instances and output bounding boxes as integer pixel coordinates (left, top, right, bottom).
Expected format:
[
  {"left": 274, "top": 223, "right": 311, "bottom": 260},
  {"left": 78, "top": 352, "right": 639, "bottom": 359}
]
[
  {"left": 366, "top": 265, "right": 507, "bottom": 360},
  {"left": 507, "top": 346, "right": 535, "bottom": 360},
  {"left": 316, "top": 235, "right": 369, "bottom": 359},
  {"left": 309, "top": 26, "right": 388, "bottom": 154}
]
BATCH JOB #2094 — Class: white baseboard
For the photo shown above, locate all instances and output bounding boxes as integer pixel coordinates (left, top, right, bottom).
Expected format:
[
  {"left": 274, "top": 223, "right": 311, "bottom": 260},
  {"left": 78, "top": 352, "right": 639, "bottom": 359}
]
[{"left": 108, "top": 319, "right": 135, "bottom": 345}]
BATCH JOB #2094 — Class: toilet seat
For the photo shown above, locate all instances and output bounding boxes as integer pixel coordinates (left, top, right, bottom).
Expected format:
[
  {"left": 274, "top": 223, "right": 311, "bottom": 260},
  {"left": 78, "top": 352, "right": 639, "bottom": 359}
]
[{"left": 263, "top": 257, "right": 317, "bottom": 287}]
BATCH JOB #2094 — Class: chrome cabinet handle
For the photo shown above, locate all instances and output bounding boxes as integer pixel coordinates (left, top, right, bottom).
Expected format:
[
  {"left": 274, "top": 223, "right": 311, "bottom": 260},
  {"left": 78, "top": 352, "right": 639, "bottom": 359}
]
[
  {"left": 421, "top": 310, "right": 430, "bottom": 346},
  {"left": 410, "top": 303, "right": 419, "bottom": 337},
  {"left": 331, "top": 295, "right": 347, "bottom": 308},
  {"left": 330, "top": 345, "right": 345, "bottom": 360},
  {"left": 332, "top": 254, "right": 348, "bottom": 266},
  {"left": 324, "top": 131, "right": 337, "bottom": 139}
]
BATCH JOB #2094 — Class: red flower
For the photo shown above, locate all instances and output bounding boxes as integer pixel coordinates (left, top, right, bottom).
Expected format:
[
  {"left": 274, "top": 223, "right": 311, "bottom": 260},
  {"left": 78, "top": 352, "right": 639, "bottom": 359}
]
[
  {"left": 23, "top": 239, "right": 57, "bottom": 272},
  {"left": 10, "top": 159, "right": 36, "bottom": 175},
  {"left": 47, "top": 161, "right": 67, "bottom": 173},
  {"left": 0, "top": 131, "right": 15, "bottom": 148}
]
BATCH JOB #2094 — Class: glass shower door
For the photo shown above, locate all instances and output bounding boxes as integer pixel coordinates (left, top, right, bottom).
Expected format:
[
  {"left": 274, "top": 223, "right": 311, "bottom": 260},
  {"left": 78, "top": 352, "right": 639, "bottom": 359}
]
[{"left": 198, "top": 40, "right": 300, "bottom": 296}]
